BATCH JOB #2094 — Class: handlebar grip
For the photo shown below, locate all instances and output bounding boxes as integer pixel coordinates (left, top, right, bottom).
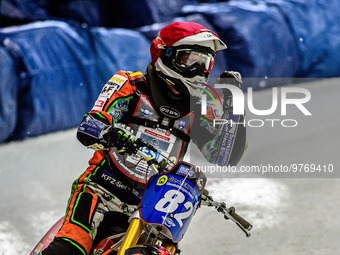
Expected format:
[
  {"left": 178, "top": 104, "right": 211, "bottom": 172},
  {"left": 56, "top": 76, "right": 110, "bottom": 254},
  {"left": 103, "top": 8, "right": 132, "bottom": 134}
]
[{"left": 226, "top": 207, "right": 252, "bottom": 231}]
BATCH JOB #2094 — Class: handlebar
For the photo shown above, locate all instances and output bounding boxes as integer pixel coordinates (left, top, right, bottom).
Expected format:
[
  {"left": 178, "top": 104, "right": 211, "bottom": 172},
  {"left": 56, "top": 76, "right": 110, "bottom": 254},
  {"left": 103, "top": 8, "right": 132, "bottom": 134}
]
[
  {"left": 226, "top": 206, "right": 252, "bottom": 231},
  {"left": 201, "top": 196, "right": 252, "bottom": 237}
]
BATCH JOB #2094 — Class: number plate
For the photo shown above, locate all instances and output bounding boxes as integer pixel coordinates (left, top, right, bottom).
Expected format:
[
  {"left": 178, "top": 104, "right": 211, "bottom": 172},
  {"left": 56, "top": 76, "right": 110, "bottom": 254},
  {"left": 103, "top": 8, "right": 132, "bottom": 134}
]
[{"left": 139, "top": 174, "right": 200, "bottom": 242}]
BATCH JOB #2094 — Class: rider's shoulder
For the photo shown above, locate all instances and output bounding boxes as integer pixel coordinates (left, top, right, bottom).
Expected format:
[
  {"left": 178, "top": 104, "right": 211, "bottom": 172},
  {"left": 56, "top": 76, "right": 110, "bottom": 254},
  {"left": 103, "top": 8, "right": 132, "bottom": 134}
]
[
  {"left": 107, "top": 70, "right": 148, "bottom": 95},
  {"left": 112, "top": 70, "right": 146, "bottom": 80},
  {"left": 126, "top": 71, "right": 147, "bottom": 86}
]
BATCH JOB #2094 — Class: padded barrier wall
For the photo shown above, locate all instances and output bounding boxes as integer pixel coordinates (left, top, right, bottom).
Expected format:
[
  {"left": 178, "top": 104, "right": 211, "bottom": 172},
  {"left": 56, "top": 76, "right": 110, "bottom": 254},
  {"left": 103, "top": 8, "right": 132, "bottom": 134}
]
[
  {"left": 0, "top": 22, "right": 98, "bottom": 140},
  {"left": 0, "top": 21, "right": 150, "bottom": 141},
  {"left": 0, "top": 0, "right": 199, "bottom": 28},
  {"left": 0, "top": 46, "right": 18, "bottom": 142},
  {"left": 181, "top": 0, "right": 340, "bottom": 79},
  {"left": 265, "top": 0, "right": 340, "bottom": 78},
  {"left": 0, "top": 0, "right": 340, "bottom": 142},
  {"left": 182, "top": 1, "right": 299, "bottom": 80}
]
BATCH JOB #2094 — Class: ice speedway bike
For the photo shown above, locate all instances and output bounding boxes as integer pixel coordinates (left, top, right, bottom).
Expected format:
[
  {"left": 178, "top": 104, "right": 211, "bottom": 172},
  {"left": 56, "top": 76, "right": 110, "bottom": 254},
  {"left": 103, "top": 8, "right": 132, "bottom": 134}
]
[{"left": 30, "top": 128, "right": 252, "bottom": 255}]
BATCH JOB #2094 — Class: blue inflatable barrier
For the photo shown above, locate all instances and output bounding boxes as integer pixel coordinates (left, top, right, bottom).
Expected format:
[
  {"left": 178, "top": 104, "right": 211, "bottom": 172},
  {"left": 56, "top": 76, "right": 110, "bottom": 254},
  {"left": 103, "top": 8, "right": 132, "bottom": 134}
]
[
  {"left": 0, "top": 21, "right": 153, "bottom": 140},
  {"left": 265, "top": 0, "right": 340, "bottom": 78},
  {"left": 0, "top": 0, "right": 49, "bottom": 26},
  {"left": 99, "top": 0, "right": 199, "bottom": 28},
  {"left": 0, "top": 46, "right": 18, "bottom": 142},
  {"left": 89, "top": 27, "right": 151, "bottom": 81},
  {"left": 181, "top": 1, "right": 300, "bottom": 83},
  {"left": 0, "top": 0, "right": 199, "bottom": 28},
  {"left": 182, "top": 0, "right": 340, "bottom": 80},
  {"left": 0, "top": 21, "right": 98, "bottom": 139}
]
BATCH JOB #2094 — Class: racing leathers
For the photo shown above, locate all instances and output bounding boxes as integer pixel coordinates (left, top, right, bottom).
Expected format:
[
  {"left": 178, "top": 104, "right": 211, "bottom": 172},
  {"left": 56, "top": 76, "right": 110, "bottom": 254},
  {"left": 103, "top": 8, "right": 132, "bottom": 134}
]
[{"left": 41, "top": 64, "right": 246, "bottom": 255}]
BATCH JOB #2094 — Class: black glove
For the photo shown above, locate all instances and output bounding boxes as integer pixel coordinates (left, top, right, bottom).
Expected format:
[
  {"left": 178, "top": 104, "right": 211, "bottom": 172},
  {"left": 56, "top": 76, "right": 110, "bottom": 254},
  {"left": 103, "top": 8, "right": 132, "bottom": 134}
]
[
  {"left": 218, "top": 71, "right": 242, "bottom": 87},
  {"left": 217, "top": 71, "right": 242, "bottom": 112},
  {"left": 100, "top": 123, "right": 136, "bottom": 155}
]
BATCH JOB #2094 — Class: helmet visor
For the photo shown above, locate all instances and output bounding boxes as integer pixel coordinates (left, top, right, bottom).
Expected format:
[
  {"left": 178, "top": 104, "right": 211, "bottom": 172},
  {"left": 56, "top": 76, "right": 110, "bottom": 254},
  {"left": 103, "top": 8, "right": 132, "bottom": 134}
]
[{"left": 175, "top": 49, "right": 214, "bottom": 73}]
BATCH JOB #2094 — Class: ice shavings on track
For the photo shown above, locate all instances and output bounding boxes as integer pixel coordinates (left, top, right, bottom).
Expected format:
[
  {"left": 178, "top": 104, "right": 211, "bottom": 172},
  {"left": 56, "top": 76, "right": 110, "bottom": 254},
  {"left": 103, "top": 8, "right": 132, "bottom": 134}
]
[
  {"left": 30, "top": 210, "right": 63, "bottom": 239},
  {"left": 207, "top": 178, "right": 290, "bottom": 228},
  {"left": 0, "top": 221, "right": 29, "bottom": 255}
]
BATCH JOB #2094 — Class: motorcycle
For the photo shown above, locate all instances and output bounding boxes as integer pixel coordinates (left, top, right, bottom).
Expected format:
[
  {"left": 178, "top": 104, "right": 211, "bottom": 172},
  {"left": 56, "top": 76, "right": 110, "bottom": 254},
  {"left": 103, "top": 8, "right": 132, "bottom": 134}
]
[{"left": 30, "top": 137, "right": 252, "bottom": 255}]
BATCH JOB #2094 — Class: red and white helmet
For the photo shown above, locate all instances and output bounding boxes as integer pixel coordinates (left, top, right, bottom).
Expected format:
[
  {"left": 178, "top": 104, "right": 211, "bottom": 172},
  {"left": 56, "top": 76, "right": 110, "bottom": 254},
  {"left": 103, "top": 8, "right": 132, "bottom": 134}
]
[{"left": 150, "top": 22, "right": 227, "bottom": 97}]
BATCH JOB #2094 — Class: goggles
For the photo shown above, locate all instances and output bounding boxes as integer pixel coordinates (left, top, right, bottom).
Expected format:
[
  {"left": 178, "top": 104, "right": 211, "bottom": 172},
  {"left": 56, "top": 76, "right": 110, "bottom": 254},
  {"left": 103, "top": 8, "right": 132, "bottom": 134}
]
[
  {"left": 174, "top": 49, "right": 214, "bottom": 73},
  {"left": 162, "top": 46, "right": 215, "bottom": 73}
]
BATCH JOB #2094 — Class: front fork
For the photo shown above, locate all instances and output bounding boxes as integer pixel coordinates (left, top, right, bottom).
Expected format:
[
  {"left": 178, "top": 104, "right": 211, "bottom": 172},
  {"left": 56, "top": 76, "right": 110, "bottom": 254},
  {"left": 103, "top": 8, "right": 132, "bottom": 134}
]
[
  {"left": 163, "top": 243, "right": 177, "bottom": 254},
  {"left": 117, "top": 217, "right": 177, "bottom": 255},
  {"left": 117, "top": 218, "right": 145, "bottom": 255}
]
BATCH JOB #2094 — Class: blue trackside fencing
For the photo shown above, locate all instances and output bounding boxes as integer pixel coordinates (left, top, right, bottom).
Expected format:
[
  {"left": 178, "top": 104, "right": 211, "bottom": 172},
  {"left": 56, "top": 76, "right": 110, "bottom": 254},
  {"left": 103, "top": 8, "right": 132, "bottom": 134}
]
[{"left": 0, "top": 0, "right": 339, "bottom": 142}]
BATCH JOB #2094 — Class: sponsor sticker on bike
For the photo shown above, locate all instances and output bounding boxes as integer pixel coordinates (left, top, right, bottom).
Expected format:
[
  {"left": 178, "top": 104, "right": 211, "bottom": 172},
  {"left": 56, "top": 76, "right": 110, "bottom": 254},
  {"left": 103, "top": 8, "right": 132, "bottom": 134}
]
[
  {"left": 176, "top": 164, "right": 196, "bottom": 178},
  {"left": 157, "top": 175, "right": 168, "bottom": 186}
]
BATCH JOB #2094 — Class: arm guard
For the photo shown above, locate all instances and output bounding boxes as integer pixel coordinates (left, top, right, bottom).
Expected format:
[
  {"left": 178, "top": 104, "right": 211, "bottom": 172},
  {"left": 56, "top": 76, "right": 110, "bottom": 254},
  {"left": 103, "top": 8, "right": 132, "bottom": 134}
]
[
  {"left": 76, "top": 71, "right": 137, "bottom": 150},
  {"left": 192, "top": 70, "right": 247, "bottom": 166},
  {"left": 77, "top": 112, "right": 112, "bottom": 150},
  {"left": 200, "top": 111, "right": 246, "bottom": 166}
]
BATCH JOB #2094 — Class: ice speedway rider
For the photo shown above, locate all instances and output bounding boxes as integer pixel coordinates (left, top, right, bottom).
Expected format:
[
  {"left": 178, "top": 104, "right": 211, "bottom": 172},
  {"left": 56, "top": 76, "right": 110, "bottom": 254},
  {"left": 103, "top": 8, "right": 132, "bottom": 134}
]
[{"left": 40, "top": 22, "right": 247, "bottom": 255}]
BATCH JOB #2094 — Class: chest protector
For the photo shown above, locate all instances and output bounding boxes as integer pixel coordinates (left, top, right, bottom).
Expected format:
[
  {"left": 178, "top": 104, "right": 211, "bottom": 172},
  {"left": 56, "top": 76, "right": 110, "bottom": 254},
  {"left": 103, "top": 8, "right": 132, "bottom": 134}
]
[{"left": 108, "top": 82, "right": 193, "bottom": 189}]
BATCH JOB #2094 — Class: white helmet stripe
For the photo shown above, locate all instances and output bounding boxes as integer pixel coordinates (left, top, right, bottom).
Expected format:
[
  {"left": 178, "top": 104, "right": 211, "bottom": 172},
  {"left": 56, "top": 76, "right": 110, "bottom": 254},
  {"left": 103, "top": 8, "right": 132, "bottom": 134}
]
[{"left": 172, "top": 32, "right": 227, "bottom": 51}]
